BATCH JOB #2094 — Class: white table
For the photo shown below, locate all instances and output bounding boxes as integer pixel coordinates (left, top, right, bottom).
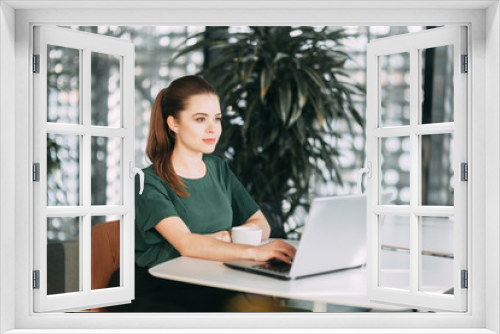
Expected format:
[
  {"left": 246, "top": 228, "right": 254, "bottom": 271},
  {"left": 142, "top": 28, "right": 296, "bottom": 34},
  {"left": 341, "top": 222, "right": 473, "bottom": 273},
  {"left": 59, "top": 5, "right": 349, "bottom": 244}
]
[{"left": 149, "top": 256, "right": 408, "bottom": 312}]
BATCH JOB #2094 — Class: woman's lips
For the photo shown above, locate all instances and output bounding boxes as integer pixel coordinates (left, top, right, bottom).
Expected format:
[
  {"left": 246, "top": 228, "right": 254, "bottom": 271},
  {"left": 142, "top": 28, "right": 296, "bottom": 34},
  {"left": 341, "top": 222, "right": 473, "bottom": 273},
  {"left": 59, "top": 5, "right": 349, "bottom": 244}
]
[{"left": 203, "top": 138, "right": 216, "bottom": 144}]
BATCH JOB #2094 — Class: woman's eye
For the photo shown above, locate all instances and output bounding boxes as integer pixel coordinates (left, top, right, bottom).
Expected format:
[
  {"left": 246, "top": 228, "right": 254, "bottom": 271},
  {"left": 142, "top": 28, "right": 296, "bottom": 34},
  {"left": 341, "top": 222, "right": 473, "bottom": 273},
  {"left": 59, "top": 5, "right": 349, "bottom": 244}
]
[
  {"left": 215, "top": 117, "right": 222, "bottom": 122},
  {"left": 196, "top": 118, "right": 205, "bottom": 122}
]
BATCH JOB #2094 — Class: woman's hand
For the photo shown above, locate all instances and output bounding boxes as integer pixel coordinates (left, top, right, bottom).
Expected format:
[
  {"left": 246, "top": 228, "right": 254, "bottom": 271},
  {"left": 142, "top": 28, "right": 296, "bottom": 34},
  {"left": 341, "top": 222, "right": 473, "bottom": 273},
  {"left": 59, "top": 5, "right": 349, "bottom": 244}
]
[
  {"left": 207, "top": 230, "right": 232, "bottom": 243},
  {"left": 155, "top": 217, "right": 294, "bottom": 263},
  {"left": 251, "top": 239, "right": 297, "bottom": 264}
]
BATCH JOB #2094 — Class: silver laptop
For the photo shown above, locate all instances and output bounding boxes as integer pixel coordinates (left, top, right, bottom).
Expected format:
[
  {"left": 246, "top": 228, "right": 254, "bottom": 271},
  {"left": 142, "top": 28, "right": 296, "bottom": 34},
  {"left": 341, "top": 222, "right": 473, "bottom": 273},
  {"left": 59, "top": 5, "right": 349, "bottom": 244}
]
[{"left": 224, "top": 193, "right": 392, "bottom": 280}]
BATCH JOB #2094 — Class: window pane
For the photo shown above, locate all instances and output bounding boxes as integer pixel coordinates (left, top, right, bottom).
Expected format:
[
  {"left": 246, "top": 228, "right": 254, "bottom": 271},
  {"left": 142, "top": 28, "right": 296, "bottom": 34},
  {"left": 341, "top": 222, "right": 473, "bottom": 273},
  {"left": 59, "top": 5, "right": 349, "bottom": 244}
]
[
  {"left": 420, "top": 45, "right": 454, "bottom": 124},
  {"left": 47, "top": 217, "right": 80, "bottom": 295},
  {"left": 381, "top": 137, "right": 410, "bottom": 205},
  {"left": 421, "top": 133, "right": 454, "bottom": 206},
  {"left": 379, "top": 215, "right": 410, "bottom": 291},
  {"left": 91, "top": 52, "right": 121, "bottom": 128},
  {"left": 421, "top": 216, "right": 454, "bottom": 294},
  {"left": 379, "top": 52, "right": 410, "bottom": 127},
  {"left": 47, "top": 133, "right": 80, "bottom": 206},
  {"left": 91, "top": 137, "right": 122, "bottom": 206},
  {"left": 47, "top": 45, "right": 80, "bottom": 124},
  {"left": 91, "top": 216, "right": 121, "bottom": 290}
]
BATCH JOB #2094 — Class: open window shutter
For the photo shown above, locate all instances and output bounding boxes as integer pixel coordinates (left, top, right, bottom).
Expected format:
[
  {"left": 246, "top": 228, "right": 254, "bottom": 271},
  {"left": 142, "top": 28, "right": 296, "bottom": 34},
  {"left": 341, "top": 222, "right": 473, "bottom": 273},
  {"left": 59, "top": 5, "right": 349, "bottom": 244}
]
[
  {"left": 33, "top": 25, "right": 136, "bottom": 312},
  {"left": 365, "top": 26, "right": 467, "bottom": 312}
]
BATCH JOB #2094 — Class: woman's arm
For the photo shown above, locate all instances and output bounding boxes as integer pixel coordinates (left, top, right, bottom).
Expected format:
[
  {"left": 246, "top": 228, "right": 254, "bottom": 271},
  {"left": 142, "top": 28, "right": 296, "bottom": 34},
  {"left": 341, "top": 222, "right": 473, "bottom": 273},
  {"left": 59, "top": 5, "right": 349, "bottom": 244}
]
[
  {"left": 205, "top": 210, "right": 271, "bottom": 243},
  {"left": 155, "top": 216, "right": 295, "bottom": 263},
  {"left": 238, "top": 210, "right": 271, "bottom": 241}
]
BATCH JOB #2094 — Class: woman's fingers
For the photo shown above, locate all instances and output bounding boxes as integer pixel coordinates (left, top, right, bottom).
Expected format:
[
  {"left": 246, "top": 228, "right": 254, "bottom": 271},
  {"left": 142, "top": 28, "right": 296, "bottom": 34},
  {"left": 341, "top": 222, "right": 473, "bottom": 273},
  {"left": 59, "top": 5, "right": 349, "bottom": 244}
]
[
  {"left": 256, "top": 239, "right": 297, "bottom": 262},
  {"left": 278, "top": 247, "right": 295, "bottom": 262},
  {"left": 274, "top": 240, "right": 296, "bottom": 258},
  {"left": 272, "top": 252, "right": 293, "bottom": 264}
]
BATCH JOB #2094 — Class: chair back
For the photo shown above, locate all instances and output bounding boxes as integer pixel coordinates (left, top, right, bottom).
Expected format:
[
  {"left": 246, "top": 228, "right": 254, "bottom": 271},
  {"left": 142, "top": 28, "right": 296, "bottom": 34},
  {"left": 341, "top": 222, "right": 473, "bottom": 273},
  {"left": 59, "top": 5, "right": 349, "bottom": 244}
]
[{"left": 90, "top": 219, "right": 120, "bottom": 311}]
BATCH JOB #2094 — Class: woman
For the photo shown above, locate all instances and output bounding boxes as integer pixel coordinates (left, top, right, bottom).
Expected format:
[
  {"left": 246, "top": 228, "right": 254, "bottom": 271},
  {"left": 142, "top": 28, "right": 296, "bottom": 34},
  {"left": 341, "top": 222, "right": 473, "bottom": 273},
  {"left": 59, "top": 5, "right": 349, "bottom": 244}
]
[{"left": 110, "top": 75, "right": 296, "bottom": 312}]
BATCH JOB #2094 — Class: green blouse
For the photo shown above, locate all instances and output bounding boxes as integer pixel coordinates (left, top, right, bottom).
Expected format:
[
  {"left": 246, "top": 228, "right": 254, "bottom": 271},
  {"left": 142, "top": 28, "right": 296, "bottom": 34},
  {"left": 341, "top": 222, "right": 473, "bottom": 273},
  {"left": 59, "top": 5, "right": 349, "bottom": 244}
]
[{"left": 134, "top": 154, "right": 260, "bottom": 268}]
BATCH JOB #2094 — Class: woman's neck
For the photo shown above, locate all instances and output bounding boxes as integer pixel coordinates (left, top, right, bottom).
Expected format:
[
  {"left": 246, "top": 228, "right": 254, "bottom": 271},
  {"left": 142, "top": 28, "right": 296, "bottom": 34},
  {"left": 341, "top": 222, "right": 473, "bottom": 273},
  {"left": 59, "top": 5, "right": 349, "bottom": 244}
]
[{"left": 171, "top": 149, "right": 206, "bottom": 178}]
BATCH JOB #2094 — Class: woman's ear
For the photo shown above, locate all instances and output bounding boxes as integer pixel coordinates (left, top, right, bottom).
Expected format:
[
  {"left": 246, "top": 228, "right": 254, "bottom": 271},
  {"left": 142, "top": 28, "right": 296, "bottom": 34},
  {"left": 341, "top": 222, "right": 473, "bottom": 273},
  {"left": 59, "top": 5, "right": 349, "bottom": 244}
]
[{"left": 166, "top": 115, "right": 178, "bottom": 134}]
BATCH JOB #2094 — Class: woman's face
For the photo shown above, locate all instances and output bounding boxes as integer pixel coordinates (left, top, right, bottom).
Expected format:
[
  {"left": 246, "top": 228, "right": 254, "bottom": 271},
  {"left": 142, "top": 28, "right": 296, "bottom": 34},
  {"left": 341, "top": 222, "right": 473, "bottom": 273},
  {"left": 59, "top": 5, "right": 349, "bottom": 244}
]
[{"left": 167, "top": 94, "right": 222, "bottom": 155}]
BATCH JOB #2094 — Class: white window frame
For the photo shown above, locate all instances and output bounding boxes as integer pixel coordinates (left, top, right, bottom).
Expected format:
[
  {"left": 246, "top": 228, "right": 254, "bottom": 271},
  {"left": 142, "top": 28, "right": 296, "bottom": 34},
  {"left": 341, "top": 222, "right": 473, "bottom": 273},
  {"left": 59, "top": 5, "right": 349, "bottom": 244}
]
[
  {"left": 1, "top": 1, "right": 499, "bottom": 333},
  {"left": 365, "top": 26, "right": 468, "bottom": 312},
  {"left": 32, "top": 25, "right": 136, "bottom": 312}
]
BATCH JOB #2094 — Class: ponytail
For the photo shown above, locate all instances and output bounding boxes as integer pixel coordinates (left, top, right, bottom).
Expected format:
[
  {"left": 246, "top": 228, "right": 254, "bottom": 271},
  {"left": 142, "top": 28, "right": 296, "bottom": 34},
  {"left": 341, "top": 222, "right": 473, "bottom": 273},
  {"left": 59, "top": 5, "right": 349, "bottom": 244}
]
[
  {"left": 146, "top": 88, "right": 189, "bottom": 197},
  {"left": 145, "top": 75, "right": 218, "bottom": 197}
]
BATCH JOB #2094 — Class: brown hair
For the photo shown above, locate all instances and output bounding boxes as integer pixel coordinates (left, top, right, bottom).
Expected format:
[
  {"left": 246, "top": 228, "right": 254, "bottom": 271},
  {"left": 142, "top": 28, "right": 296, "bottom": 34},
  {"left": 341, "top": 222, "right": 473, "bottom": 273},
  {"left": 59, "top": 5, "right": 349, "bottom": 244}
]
[{"left": 146, "top": 75, "right": 218, "bottom": 197}]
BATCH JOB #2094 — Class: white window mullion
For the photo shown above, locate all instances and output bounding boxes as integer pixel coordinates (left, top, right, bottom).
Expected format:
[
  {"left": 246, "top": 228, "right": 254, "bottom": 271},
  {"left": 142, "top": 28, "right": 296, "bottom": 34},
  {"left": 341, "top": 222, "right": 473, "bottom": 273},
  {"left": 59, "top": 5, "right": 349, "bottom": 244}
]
[
  {"left": 46, "top": 123, "right": 87, "bottom": 135},
  {"left": 46, "top": 123, "right": 130, "bottom": 138},
  {"left": 33, "top": 29, "right": 49, "bottom": 310},
  {"left": 374, "top": 57, "right": 381, "bottom": 295},
  {"left": 46, "top": 206, "right": 88, "bottom": 217},
  {"left": 91, "top": 205, "right": 129, "bottom": 216},
  {"left": 90, "top": 126, "right": 129, "bottom": 137},
  {"left": 372, "top": 126, "right": 411, "bottom": 138},
  {"left": 82, "top": 214, "right": 91, "bottom": 294},
  {"left": 410, "top": 213, "right": 419, "bottom": 294},
  {"left": 372, "top": 205, "right": 454, "bottom": 216},
  {"left": 82, "top": 47, "right": 91, "bottom": 208},
  {"left": 77, "top": 47, "right": 85, "bottom": 295},
  {"left": 418, "top": 215, "right": 424, "bottom": 292},
  {"left": 412, "top": 206, "right": 455, "bottom": 216},
  {"left": 453, "top": 26, "right": 468, "bottom": 312},
  {"left": 409, "top": 45, "right": 420, "bottom": 297},
  {"left": 81, "top": 47, "right": 92, "bottom": 296},
  {"left": 413, "top": 123, "right": 454, "bottom": 135},
  {"left": 365, "top": 47, "right": 379, "bottom": 296},
  {"left": 46, "top": 205, "right": 129, "bottom": 217},
  {"left": 372, "top": 205, "right": 411, "bottom": 215},
  {"left": 122, "top": 50, "right": 135, "bottom": 292},
  {"left": 376, "top": 214, "right": 382, "bottom": 292}
]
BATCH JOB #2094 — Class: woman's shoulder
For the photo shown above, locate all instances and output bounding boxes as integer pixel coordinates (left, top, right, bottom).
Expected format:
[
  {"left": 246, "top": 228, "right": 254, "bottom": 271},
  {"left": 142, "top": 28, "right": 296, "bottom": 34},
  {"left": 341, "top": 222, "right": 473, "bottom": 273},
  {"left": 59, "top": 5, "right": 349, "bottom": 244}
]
[
  {"left": 141, "top": 165, "right": 174, "bottom": 193},
  {"left": 142, "top": 165, "right": 160, "bottom": 180}
]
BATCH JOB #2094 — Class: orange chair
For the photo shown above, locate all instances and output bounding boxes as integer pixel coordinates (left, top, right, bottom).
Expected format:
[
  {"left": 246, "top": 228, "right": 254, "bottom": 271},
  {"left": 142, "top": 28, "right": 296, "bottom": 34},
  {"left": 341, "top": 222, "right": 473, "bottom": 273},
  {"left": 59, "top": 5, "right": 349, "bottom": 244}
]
[{"left": 90, "top": 219, "right": 121, "bottom": 312}]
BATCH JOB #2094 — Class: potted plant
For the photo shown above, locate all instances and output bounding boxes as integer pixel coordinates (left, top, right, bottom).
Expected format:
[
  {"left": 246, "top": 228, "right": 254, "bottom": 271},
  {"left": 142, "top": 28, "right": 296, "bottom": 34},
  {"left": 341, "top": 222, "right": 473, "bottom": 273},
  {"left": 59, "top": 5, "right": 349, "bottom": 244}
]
[{"left": 173, "top": 26, "right": 364, "bottom": 236}]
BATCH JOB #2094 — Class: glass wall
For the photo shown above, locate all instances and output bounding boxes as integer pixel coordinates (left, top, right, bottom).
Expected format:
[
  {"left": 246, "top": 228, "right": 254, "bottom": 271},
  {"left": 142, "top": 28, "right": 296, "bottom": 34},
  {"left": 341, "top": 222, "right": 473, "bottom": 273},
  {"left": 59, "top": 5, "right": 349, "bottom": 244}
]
[
  {"left": 50, "top": 26, "right": 449, "bottom": 237},
  {"left": 46, "top": 26, "right": 204, "bottom": 247}
]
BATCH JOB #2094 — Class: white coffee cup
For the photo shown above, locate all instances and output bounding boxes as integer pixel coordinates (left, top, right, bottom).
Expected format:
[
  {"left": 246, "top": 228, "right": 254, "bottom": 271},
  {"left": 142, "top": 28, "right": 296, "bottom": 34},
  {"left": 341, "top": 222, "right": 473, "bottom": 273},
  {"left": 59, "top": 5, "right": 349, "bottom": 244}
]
[{"left": 231, "top": 226, "right": 262, "bottom": 246}]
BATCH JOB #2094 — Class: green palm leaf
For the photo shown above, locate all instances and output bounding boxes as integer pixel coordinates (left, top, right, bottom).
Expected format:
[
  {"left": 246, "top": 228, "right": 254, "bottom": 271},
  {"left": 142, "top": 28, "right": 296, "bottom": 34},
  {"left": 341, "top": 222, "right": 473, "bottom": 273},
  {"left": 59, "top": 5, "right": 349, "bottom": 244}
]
[{"left": 172, "top": 26, "right": 364, "bottom": 225}]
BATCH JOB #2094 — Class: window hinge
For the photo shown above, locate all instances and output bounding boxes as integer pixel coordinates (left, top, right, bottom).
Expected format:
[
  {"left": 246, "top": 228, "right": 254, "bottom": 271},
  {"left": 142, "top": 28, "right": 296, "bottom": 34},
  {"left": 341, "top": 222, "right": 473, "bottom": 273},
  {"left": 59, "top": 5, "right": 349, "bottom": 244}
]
[
  {"left": 33, "top": 54, "right": 40, "bottom": 73},
  {"left": 33, "top": 270, "right": 40, "bottom": 289},
  {"left": 461, "top": 270, "right": 468, "bottom": 289},
  {"left": 461, "top": 162, "right": 468, "bottom": 181},
  {"left": 33, "top": 163, "right": 40, "bottom": 182},
  {"left": 461, "top": 54, "right": 468, "bottom": 73}
]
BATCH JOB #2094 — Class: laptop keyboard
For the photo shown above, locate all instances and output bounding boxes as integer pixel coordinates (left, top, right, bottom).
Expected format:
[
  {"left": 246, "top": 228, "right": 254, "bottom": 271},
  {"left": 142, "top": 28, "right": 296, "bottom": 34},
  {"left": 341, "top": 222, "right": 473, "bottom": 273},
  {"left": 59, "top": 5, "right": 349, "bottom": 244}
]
[{"left": 252, "top": 260, "right": 292, "bottom": 274}]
